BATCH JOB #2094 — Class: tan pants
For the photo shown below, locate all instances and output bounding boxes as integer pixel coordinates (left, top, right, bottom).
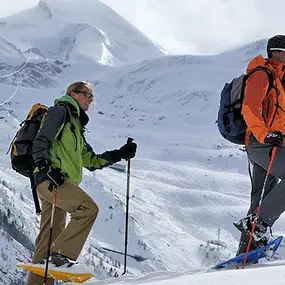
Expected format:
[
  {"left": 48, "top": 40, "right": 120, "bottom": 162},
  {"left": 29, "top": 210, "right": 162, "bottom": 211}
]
[{"left": 27, "top": 179, "right": 99, "bottom": 285}]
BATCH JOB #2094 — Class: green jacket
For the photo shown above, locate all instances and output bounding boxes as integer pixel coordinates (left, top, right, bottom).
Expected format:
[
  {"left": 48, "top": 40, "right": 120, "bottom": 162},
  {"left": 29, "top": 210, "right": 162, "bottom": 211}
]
[{"left": 32, "top": 95, "right": 121, "bottom": 184}]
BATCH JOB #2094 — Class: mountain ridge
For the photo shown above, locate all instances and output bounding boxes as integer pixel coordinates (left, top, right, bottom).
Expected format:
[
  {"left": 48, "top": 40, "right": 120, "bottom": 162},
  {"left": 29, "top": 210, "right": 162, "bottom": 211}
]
[{"left": 0, "top": 0, "right": 165, "bottom": 66}]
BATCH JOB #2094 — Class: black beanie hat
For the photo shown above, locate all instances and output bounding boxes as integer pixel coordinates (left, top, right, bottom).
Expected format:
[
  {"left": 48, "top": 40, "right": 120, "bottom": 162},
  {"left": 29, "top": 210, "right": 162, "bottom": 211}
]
[{"left": 267, "top": 35, "right": 285, "bottom": 56}]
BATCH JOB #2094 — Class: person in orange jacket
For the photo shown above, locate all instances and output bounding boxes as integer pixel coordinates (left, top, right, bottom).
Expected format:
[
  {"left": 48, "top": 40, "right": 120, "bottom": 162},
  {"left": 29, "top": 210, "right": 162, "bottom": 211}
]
[{"left": 234, "top": 35, "right": 285, "bottom": 255}]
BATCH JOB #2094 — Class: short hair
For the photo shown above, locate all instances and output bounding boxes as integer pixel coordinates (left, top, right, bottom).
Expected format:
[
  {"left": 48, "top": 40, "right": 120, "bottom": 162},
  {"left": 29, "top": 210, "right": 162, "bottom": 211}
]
[{"left": 66, "top": 81, "right": 94, "bottom": 96}]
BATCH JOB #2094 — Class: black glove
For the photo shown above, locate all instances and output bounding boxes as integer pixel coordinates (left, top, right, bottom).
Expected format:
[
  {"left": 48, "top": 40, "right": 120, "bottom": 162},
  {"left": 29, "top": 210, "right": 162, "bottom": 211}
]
[
  {"left": 264, "top": 131, "right": 284, "bottom": 147},
  {"left": 36, "top": 160, "right": 65, "bottom": 190},
  {"left": 119, "top": 140, "right": 137, "bottom": 160}
]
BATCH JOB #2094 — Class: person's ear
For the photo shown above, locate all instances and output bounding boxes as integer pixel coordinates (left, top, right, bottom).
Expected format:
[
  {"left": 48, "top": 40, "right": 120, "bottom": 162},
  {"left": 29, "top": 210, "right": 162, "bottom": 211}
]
[{"left": 69, "top": 91, "right": 76, "bottom": 99}]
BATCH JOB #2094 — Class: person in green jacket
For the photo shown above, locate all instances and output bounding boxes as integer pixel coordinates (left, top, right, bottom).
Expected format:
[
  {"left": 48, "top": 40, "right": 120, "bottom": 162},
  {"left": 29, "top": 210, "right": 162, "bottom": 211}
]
[{"left": 27, "top": 81, "right": 137, "bottom": 285}]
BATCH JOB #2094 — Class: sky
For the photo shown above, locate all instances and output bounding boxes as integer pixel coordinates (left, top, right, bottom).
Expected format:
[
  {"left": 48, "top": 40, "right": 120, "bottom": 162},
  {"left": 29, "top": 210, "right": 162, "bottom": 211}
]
[
  {"left": 0, "top": 0, "right": 38, "bottom": 18},
  {"left": 98, "top": 0, "right": 285, "bottom": 55},
  {"left": 1, "top": 0, "right": 285, "bottom": 55}
]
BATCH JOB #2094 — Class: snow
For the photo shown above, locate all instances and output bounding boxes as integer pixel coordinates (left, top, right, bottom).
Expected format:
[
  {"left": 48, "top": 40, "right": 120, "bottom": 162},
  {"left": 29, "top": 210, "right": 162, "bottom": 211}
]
[
  {"left": 80, "top": 264, "right": 285, "bottom": 285},
  {"left": 0, "top": 1, "right": 285, "bottom": 285},
  {"left": 0, "top": 36, "right": 24, "bottom": 60},
  {"left": 3, "top": 42, "right": 285, "bottom": 283},
  {"left": 0, "top": 0, "right": 165, "bottom": 66}
]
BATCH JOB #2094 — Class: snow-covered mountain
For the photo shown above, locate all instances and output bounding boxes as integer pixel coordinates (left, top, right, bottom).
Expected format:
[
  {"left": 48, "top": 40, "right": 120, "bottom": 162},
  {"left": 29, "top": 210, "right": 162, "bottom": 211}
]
[
  {"left": 0, "top": 0, "right": 166, "bottom": 90},
  {"left": 1, "top": 35, "right": 284, "bottom": 284},
  {"left": 0, "top": 36, "right": 24, "bottom": 60},
  {"left": 0, "top": 3, "right": 284, "bottom": 284},
  {"left": 0, "top": 0, "right": 165, "bottom": 66}
]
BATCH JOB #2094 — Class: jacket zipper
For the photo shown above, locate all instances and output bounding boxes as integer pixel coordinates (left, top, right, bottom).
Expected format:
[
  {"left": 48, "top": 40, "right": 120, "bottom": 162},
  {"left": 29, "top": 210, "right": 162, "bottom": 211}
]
[
  {"left": 266, "top": 101, "right": 270, "bottom": 118},
  {"left": 269, "top": 89, "right": 280, "bottom": 127}
]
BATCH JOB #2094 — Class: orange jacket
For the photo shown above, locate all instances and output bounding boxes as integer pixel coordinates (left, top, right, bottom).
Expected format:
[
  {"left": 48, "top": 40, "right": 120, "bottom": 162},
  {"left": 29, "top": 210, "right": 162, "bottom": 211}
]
[{"left": 242, "top": 55, "right": 285, "bottom": 145}]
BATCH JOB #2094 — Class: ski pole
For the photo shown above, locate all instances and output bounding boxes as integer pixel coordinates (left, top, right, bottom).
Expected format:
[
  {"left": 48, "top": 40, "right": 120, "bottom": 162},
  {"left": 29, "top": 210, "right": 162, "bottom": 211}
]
[
  {"left": 91, "top": 245, "right": 147, "bottom": 262},
  {"left": 43, "top": 188, "right": 58, "bottom": 284},
  {"left": 242, "top": 146, "right": 277, "bottom": 268},
  {"left": 123, "top": 137, "right": 133, "bottom": 274}
]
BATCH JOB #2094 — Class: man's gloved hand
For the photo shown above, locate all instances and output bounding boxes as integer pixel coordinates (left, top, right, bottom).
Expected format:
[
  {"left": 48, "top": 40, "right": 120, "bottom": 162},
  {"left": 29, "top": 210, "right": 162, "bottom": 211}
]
[
  {"left": 119, "top": 140, "right": 137, "bottom": 160},
  {"left": 36, "top": 160, "right": 65, "bottom": 190},
  {"left": 46, "top": 168, "right": 65, "bottom": 188},
  {"left": 264, "top": 131, "right": 284, "bottom": 147}
]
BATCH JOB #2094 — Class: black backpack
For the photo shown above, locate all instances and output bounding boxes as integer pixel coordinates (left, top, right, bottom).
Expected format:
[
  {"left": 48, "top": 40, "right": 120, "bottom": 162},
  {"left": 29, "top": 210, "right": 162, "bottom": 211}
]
[
  {"left": 8, "top": 103, "right": 70, "bottom": 214},
  {"left": 10, "top": 104, "right": 49, "bottom": 177}
]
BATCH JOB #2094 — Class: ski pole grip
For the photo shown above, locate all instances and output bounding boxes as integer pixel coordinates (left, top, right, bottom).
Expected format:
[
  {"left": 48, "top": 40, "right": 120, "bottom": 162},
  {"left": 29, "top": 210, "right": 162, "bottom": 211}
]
[{"left": 127, "top": 137, "right": 133, "bottom": 144}]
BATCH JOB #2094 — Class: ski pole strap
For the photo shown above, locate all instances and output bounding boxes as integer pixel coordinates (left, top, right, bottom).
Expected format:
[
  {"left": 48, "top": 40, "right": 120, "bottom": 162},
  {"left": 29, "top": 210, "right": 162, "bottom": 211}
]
[
  {"left": 32, "top": 186, "right": 42, "bottom": 215},
  {"left": 30, "top": 175, "right": 42, "bottom": 215}
]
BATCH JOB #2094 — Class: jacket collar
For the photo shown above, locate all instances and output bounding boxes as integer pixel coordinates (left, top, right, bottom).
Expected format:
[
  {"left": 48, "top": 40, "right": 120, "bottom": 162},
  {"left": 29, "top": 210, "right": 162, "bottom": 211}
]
[
  {"left": 268, "top": 58, "right": 285, "bottom": 80},
  {"left": 247, "top": 55, "right": 285, "bottom": 80},
  {"left": 54, "top": 95, "right": 89, "bottom": 126},
  {"left": 79, "top": 108, "right": 89, "bottom": 126}
]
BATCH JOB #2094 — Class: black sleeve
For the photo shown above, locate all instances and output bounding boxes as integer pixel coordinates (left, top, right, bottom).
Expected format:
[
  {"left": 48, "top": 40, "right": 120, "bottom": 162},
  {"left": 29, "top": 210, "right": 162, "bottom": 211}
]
[{"left": 32, "top": 105, "right": 67, "bottom": 165}]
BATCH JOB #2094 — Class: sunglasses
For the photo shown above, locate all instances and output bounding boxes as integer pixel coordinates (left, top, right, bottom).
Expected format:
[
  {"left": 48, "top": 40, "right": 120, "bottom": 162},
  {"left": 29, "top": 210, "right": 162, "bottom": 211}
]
[{"left": 74, "top": 90, "right": 94, "bottom": 99}]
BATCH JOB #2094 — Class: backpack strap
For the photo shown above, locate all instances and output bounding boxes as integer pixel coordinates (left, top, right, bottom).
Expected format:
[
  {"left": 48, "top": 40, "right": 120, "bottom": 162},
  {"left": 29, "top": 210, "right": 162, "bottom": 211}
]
[
  {"left": 29, "top": 174, "right": 42, "bottom": 215},
  {"left": 227, "top": 68, "right": 274, "bottom": 111},
  {"left": 62, "top": 104, "right": 72, "bottom": 122},
  {"left": 55, "top": 104, "right": 72, "bottom": 141},
  {"left": 245, "top": 66, "right": 275, "bottom": 97},
  {"left": 245, "top": 66, "right": 281, "bottom": 129}
]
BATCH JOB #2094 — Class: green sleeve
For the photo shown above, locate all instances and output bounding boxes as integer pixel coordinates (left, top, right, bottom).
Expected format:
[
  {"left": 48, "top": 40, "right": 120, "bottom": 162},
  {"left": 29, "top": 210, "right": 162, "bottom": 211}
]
[{"left": 82, "top": 140, "right": 122, "bottom": 171}]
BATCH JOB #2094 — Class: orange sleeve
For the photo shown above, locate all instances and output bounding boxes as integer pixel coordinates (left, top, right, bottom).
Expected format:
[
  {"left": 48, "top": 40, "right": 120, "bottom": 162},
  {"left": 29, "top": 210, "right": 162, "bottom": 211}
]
[{"left": 241, "top": 70, "right": 270, "bottom": 143}]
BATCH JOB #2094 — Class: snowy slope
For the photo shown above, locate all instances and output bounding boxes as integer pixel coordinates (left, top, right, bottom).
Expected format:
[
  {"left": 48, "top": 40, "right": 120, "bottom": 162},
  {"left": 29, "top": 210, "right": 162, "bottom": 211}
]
[
  {"left": 1, "top": 3, "right": 285, "bottom": 285},
  {"left": 1, "top": 37, "right": 284, "bottom": 284},
  {"left": 71, "top": 262, "right": 285, "bottom": 285},
  {"left": 0, "top": 5, "right": 283, "bottom": 279},
  {"left": 0, "top": 36, "right": 24, "bottom": 60},
  {"left": 0, "top": 0, "right": 165, "bottom": 66}
]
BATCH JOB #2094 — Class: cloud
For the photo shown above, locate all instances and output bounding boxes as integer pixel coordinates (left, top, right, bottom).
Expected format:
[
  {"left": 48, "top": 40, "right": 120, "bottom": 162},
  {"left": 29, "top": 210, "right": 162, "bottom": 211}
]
[
  {"left": 1, "top": 0, "right": 284, "bottom": 55},
  {"left": 99, "top": 0, "right": 285, "bottom": 55}
]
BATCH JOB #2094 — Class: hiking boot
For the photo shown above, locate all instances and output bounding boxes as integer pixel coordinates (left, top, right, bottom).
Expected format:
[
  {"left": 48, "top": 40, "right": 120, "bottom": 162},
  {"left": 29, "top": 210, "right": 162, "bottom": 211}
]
[
  {"left": 234, "top": 214, "right": 270, "bottom": 243},
  {"left": 236, "top": 232, "right": 257, "bottom": 256},
  {"left": 236, "top": 238, "right": 268, "bottom": 256},
  {"left": 42, "top": 252, "right": 76, "bottom": 268}
]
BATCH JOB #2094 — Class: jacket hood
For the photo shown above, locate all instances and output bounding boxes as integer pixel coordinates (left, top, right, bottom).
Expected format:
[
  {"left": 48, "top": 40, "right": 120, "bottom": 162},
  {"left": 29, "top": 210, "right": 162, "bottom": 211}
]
[
  {"left": 54, "top": 95, "right": 80, "bottom": 116},
  {"left": 54, "top": 95, "right": 89, "bottom": 126},
  {"left": 246, "top": 54, "right": 285, "bottom": 80}
]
